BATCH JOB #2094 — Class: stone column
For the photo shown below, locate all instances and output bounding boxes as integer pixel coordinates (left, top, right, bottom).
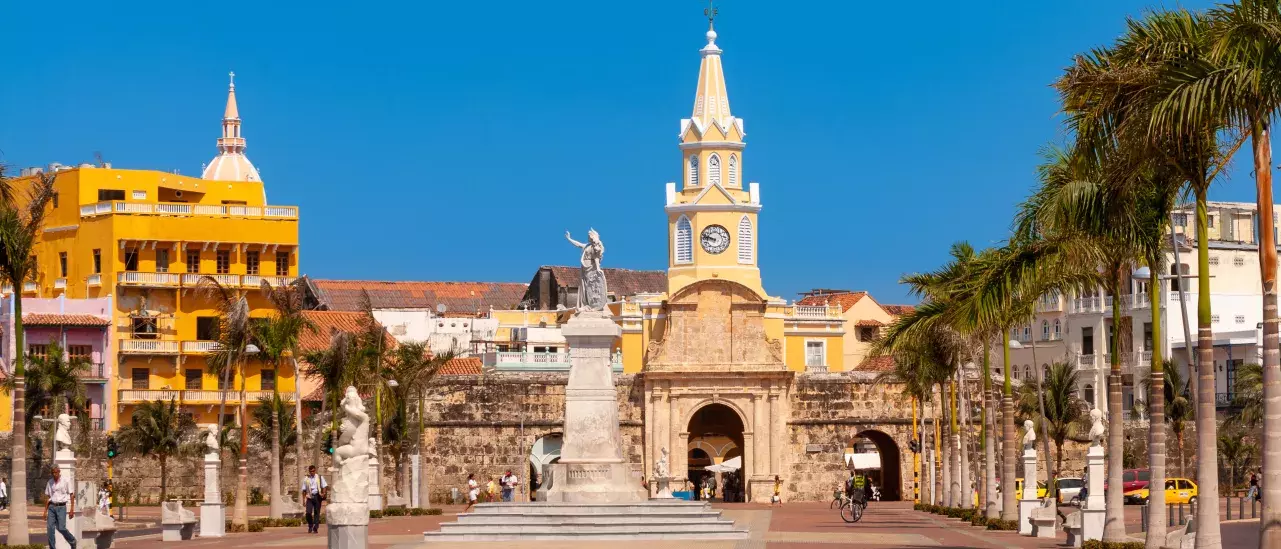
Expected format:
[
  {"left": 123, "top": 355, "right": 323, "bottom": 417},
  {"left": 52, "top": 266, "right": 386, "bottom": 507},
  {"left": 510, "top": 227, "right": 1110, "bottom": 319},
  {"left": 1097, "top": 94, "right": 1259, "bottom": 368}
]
[
  {"left": 53, "top": 449, "right": 80, "bottom": 549},
  {"left": 1018, "top": 449, "right": 1039, "bottom": 535},
  {"left": 1081, "top": 445, "right": 1105, "bottom": 541},
  {"left": 768, "top": 392, "right": 781, "bottom": 475},
  {"left": 200, "top": 452, "right": 225, "bottom": 537},
  {"left": 367, "top": 452, "right": 383, "bottom": 511},
  {"left": 409, "top": 455, "right": 421, "bottom": 508},
  {"left": 667, "top": 388, "right": 679, "bottom": 483}
]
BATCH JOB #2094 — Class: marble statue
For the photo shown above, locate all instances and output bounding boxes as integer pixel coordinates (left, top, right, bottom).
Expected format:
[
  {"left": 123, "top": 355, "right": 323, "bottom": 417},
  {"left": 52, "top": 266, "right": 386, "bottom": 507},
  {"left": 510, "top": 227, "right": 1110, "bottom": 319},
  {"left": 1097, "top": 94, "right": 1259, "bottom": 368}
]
[
  {"left": 54, "top": 413, "right": 73, "bottom": 452},
  {"left": 654, "top": 447, "right": 670, "bottom": 479},
  {"left": 205, "top": 424, "right": 219, "bottom": 453},
  {"left": 565, "top": 229, "right": 608, "bottom": 311},
  {"left": 329, "top": 387, "right": 371, "bottom": 517},
  {"left": 1089, "top": 408, "right": 1106, "bottom": 447},
  {"left": 1022, "top": 419, "right": 1036, "bottom": 451}
]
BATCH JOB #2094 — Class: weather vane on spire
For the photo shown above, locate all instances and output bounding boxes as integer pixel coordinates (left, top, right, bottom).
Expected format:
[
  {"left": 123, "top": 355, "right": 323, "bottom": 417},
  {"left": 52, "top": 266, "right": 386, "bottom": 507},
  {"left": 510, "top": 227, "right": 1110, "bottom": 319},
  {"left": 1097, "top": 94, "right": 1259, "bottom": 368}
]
[
  {"left": 705, "top": 0, "right": 718, "bottom": 27},
  {"left": 229, "top": 71, "right": 236, "bottom": 87}
]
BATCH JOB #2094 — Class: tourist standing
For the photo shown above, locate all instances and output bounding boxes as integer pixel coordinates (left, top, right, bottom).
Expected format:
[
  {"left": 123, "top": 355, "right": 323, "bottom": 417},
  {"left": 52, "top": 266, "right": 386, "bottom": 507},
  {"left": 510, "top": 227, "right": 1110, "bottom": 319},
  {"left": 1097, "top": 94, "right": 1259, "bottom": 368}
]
[
  {"left": 1249, "top": 471, "right": 1261, "bottom": 502},
  {"left": 301, "top": 465, "right": 328, "bottom": 534},
  {"left": 0, "top": 475, "right": 8, "bottom": 510},
  {"left": 44, "top": 464, "right": 76, "bottom": 549},
  {"left": 500, "top": 470, "right": 518, "bottom": 502},
  {"left": 465, "top": 474, "right": 479, "bottom": 511},
  {"left": 771, "top": 475, "right": 782, "bottom": 506}
]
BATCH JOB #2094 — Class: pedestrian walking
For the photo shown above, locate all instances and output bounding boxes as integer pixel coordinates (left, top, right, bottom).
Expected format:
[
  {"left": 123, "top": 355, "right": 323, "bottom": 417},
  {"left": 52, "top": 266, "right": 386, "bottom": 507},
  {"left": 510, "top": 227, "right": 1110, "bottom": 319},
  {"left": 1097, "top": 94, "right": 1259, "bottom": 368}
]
[
  {"left": 44, "top": 464, "right": 77, "bottom": 549},
  {"left": 1248, "top": 471, "right": 1261, "bottom": 502},
  {"left": 486, "top": 477, "right": 498, "bottom": 502},
  {"left": 0, "top": 475, "right": 9, "bottom": 511},
  {"left": 771, "top": 475, "right": 782, "bottom": 506},
  {"left": 464, "top": 474, "right": 479, "bottom": 512},
  {"left": 301, "top": 465, "right": 328, "bottom": 534},
  {"left": 500, "top": 470, "right": 519, "bottom": 502}
]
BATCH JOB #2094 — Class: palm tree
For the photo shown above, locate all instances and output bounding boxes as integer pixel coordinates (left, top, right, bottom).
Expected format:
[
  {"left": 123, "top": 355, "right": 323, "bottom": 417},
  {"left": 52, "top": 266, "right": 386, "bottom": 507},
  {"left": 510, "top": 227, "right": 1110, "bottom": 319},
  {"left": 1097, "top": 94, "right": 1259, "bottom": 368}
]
[
  {"left": 7, "top": 340, "right": 91, "bottom": 427},
  {"left": 117, "top": 399, "right": 197, "bottom": 501},
  {"left": 1143, "top": 364, "right": 1195, "bottom": 477},
  {"left": 1016, "top": 362, "right": 1088, "bottom": 475},
  {"left": 253, "top": 279, "right": 315, "bottom": 518},
  {"left": 197, "top": 277, "right": 252, "bottom": 527},
  {"left": 872, "top": 334, "right": 942, "bottom": 505},
  {"left": 250, "top": 394, "right": 297, "bottom": 457},
  {"left": 1227, "top": 363, "right": 1263, "bottom": 429},
  {"left": 0, "top": 172, "right": 56, "bottom": 544},
  {"left": 1218, "top": 432, "right": 1256, "bottom": 496}
]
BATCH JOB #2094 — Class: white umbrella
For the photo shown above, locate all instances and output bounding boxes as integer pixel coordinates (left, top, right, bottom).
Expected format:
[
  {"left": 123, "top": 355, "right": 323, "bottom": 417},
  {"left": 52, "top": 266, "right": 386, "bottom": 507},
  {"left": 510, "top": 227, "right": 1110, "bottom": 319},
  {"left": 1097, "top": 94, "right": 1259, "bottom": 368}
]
[{"left": 704, "top": 456, "right": 742, "bottom": 472}]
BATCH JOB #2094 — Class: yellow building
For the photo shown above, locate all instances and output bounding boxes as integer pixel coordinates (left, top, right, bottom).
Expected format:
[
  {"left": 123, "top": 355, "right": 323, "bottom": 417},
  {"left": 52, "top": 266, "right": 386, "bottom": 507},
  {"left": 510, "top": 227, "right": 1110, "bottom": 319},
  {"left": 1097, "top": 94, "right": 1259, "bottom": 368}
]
[{"left": 9, "top": 75, "right": 300, "bottom": 429}]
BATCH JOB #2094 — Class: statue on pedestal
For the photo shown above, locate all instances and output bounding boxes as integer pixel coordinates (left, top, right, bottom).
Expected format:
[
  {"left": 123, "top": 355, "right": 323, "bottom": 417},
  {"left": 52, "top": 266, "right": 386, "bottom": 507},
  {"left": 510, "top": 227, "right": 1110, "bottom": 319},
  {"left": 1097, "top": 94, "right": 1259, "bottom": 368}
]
[
  {"left": 1088, "top": 408, "right": 1105, "bottom": 448},
  {"left": 54, "top": 413, "right": 74, "bottom": 454},
  {"left": 1022, "top": 419, "right": 1036, "bottom": 451},
  {"left": 566, "top": 229, "right": 608, "bottom": 311},
  {"left": 654, "top": 447, "right": 670, "bottom": 479},
  {"left": 328, "top": 387, "right": 371, "bottom": 525},
  {"left": 205, "top": 425, "right": 220, "bottom": 456}
]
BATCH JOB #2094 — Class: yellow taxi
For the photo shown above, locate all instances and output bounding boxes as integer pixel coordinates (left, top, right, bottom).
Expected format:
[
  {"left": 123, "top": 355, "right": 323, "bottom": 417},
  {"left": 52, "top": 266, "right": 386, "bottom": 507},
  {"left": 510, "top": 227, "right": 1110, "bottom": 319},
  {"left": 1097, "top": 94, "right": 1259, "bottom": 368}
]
[
  {"left": 1124, "top": 478, "right": 1198, "bottom": 505},
  {"left": 1014, "top": 478, "right": 1047, "bottom": 500}
]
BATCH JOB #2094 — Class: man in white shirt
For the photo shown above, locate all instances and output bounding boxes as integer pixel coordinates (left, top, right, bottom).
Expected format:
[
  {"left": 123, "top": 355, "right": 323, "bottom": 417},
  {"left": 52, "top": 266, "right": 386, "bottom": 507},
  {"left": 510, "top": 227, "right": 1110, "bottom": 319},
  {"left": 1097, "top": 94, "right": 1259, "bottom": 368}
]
[
  {"left": 0, "top": 475, "right": 9, "bottom": 510},
  {"left": 44, "top": 465, "right": 76, "bottom": 549},
  {"left": 500, "top": 470, "right": 519, "bottom": 502},
  {"left": 300, "top": 465, "right": 328, "bottom": 533}
]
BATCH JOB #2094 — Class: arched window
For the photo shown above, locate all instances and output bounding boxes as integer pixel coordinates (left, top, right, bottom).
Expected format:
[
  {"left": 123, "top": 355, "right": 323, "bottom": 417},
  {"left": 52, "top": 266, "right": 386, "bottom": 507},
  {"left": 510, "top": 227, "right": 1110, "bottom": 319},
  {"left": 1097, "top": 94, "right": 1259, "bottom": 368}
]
[
  {"left": 707, "top": 153, "right": 722, "bottom": 186},
  {"left": 1022, "top": 326, "right": 1030, "bottom": 341},
  {"left": 688, "top": 155, "right": 700, "bottom": 188},
  {"left": 1012, "top": 367, "right": 1019, "bottom": 380},
  {"left": 1024, "top": 365, "right": 1033, "bottom": 380},
  {"left": 728, "top": 154, "right": 738, "bottom": 187},
  {"left": 1054, "top": 319, "right": 1061, "bottom": 338},
  {"left": 1042, "top": 320, "right": 1049, "bottom": 340},
  {"left": 675, "top": 216, "right": 693, "bottom": 264},
  {"left": 1083, "top": 384, "right": 1095, "bottom": 404},
  {"left": 737, "top": 215, "right": 753, "bottom": 264}
]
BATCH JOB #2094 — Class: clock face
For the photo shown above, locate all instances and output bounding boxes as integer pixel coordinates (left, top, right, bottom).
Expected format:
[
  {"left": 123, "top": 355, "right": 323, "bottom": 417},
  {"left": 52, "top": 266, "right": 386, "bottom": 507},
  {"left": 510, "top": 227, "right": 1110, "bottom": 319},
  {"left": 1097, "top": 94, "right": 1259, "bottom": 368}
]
[{"left": 700, "top": 224, "right": 730, "bottom": 254}]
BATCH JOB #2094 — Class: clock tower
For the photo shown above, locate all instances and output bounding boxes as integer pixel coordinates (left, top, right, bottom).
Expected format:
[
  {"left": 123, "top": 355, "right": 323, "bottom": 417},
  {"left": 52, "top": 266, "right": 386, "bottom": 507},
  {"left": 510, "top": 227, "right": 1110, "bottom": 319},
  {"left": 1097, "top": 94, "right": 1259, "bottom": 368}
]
[{"left": 665, "top": 17, "right": 765, "bottom": 299}]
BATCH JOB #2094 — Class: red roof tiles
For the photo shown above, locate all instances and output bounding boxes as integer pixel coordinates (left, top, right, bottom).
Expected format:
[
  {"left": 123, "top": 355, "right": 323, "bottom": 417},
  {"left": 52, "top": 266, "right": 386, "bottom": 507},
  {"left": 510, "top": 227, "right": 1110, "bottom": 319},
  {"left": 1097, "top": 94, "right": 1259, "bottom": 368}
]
[
  {"left": 855, "top": 319, "right": 884, "bottom": 327},
  {"left": 882, "top": 304, "right": 916, "bottom": 316},
  {"left": 797, "top": 291, "right": 867, "bottom": 312},
  {"left": 22, "top": 313, "right": 110, "bottom": 327},
  {"left": 856, "top": 355, "right": 895, "bottom": 372},
  {"left": 298, "top": 311, "right": 394, "bottom": 355},
  {"left": 309, "top": 279, "right": 528, "bottom": 314},
  {"left": 540, "top": 266, "right": 666, "bottom": 297},
  {"left": 437, "top": 357, "right": 482, "bottom": 375}
]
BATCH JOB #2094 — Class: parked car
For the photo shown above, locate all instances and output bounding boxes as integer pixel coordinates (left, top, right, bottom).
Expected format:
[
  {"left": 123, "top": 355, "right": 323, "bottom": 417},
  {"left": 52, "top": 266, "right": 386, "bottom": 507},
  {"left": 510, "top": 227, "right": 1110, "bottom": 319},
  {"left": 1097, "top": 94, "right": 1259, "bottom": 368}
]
[
  {"left": 1015, "top": 478, "right": 1047, "bottom": 500},
  {"left": 1124, "top": 478, "right": 1198, "bottom": 505},
  {"left": 1055, "top": 477, "right": 1084, "bottom": 505},
  {"left": 1122, "top": 468, "right": 1151, "bottom": 492}
]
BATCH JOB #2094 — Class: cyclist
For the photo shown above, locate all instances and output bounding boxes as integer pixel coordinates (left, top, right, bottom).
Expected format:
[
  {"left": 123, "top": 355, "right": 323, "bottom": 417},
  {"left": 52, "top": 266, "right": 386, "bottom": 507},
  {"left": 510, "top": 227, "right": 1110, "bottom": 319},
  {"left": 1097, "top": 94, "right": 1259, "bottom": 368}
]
[{"left": 845, "top": 469, "right": 867, "bottom": 506}]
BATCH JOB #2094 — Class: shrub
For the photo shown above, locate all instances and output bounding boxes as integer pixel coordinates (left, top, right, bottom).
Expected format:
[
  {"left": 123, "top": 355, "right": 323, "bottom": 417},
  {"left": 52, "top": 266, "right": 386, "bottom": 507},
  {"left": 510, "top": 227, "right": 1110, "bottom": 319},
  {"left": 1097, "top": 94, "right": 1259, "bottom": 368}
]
[
  {"left": 382, "top": 507, "right": 408, "bottom": 517},
  {"left": 970, "top": 515, "right": 988, "bottom": 527},
  {"left": 369, "top": 510, "right": 385, "bottom": 519},
  {"left": 248, "top": 522, "right": 264, "bottom": 533},
  {"left": 986, "top": 519, "right": 1019, "bottom": 531},
  {"left": 0, "top": 545, "right": 49, "bottom": 549},
  {"left": 249, "top": 487, "right": 265, "bottom": 505},
  {"left": 225, "top": 523, "right": 246, "bottom": 533},
  {"left": 1082, "top": 542, "right": 1145, "bottom": 549}
]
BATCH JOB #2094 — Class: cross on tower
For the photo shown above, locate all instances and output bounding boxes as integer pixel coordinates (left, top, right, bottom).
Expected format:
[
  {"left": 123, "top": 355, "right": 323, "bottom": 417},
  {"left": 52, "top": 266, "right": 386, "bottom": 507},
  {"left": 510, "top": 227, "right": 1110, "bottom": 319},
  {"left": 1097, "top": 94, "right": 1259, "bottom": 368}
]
[
  {"left": 704, "top": 0, "right": 718, "bottom": 25},
  {"left": 229, "top": 71, "right": 236, "bottom": 86}
]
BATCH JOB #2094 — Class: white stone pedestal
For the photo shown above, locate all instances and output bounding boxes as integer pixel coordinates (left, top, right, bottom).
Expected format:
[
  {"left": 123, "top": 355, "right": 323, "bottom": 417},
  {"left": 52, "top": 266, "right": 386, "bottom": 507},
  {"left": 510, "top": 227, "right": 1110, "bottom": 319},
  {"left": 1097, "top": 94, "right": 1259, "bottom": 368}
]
[
  {"left": 328, "top": 524, "right": 367, "bottom": 549},
  {"left": 538, "top": 313, "right": 647, "bottom": 504},
  {"left": 53, "top": 450, "right": 81, "bottom": 549},
  {"left": 410, "top": 455, "right": 421, "bottom": 508},
  {"left": 1081, "top": 445, "right": 1105, "bottom": 542},
  {"left": 652, "top": 477, "right": 675, "bottom": 500},
  {"left": 1018, "top": 449, "right": 1038, "bottom": 536},
  {"left": 367, "top": 456, "right": 382, "bottom": 511},
  {"left": 200, "top": 453, "right": 224, "bottom": 537}
]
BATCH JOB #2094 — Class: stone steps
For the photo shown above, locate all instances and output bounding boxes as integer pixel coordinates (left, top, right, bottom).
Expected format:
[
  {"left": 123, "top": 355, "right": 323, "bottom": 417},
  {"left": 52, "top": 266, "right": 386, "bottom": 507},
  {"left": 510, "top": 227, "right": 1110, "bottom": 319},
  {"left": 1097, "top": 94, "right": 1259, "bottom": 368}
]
[{"left": 423, "top": 501, "right": 750, "bottom": 541}]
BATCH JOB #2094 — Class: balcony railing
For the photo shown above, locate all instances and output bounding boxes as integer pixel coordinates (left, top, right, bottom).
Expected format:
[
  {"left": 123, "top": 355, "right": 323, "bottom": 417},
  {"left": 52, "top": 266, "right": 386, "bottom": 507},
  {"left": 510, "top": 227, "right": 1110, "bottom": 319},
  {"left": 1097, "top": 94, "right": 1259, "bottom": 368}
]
[
  {"left": 21, "top": 281, "right": 37, "bottom": 293},
  {"left": 1136, "top": 350, "right": 1153, "bottom": 364},
  {"left": 183, "top": 273, "right": 239, "bottom": 287},
  {"left": 88, "top": 418, "right": 105, "bottom": 431},
  {"left": 1036, "top": 296, "right": 1063, "bottom": 312},
  {"left": 181, "top": 341, "right": 221, "bottom": 354},
  {"left": 1078, "top": 354, "right": 1096, "bottom": 368},
  {"left": 487, "top": 351, "right": 623, "bottom": 372},
  {"left": 116, "top": 272, "right": 296, "bottom": 290},
  {"left": 1216, "top": 392, "right": 1235, "bottom": 408},
  {"left": 119, "top": 339, "right": 180, "bottom": 354},
  {"left": 80, "top": 201, "right": 299, "bottom": 220},
  {"left": 789, "top": 304, "right": 843, "bottom": 319},
  {"left": 241, "top": 275, "right": 296, "bottom": 289},
  {"left": 118, "top": 389, "right": 294, "bottom": 404},
  {"left": 117, "top": 271, "right": 181, "bottom": 287},
  {"left": 87, "top": 273, "right": 101, "bottom": 287},
  {"left": 497, "top": 351, "right": 569, "bottom": 364},
  {"left": 1039, "top": 333, "right": 1063, "bottom": 342},
  {"left": 1121, "top": 293, "right": 1151, "bottom": 310},
  {"left": 1071, "top": 297, "right": 1104, "bottom": 314},
  {"left": 78, "top": 362, "right": 107, "bottom": 380},
  {"left": 53, "top": 277, "right": 66, "bottom": 290}
]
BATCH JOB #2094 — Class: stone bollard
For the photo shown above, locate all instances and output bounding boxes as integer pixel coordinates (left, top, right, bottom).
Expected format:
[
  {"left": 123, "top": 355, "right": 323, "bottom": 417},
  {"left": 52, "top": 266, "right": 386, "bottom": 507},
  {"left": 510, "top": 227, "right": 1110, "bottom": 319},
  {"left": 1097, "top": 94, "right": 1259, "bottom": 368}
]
[{"left": 1018, "top": 449, "right": 1038, "bottom": 536}]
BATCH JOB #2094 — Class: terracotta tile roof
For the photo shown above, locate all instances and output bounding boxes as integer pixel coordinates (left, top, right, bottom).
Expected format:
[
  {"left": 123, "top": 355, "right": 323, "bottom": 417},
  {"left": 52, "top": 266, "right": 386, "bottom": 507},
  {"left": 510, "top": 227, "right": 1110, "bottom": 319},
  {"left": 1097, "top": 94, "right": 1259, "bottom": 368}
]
[
  {"left": 856, "top": 355, "right": 896, "bottom": 372},
  {"left": 437, "top": 356, "right": 482, "bottom": 375},
  {"left": 855, "top": 319, "right": 884, "bottom": 327},
  {"left": 298, "top": 311, "right": 395, "bottom": 355},
  {"left": 541, "top": 266, "right": 667, "bottom": 297},
  {"left": 797, "top": 291, "right": 867, "bottom": 312},
  {"left": 309, "top": 279, "right": 528, "bottom": 313},
  {"left": 882, "top": 304, "right": 916, "bottom": 316},
  {"left": 22, "top": 313, "right": 110, "bottom": 327}
]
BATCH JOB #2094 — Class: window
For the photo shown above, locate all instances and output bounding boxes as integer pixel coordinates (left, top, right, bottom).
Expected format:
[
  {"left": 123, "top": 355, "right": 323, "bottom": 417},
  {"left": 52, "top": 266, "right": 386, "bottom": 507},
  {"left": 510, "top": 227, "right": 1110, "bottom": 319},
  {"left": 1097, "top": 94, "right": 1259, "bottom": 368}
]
[
  {"left": 246, "top": 251, "right": 260, "bottom": 276},
  {"left": 218, "top": 371, "right": 231, "bottom": 390},
  {"left": 1022, "top": 326, "right": 1030, "bottom": 341},
  {"left": 1237, "top": 315, "right": 1246, "bottom": 324},
  {"left": 131, "top": 368, "right": 150, "bottom": 390},
  {"left": 1228, "top": 359, "right": 1241, "bottom": 398},
  {"left": 1054, "top": 319, "right": 1061, "bottom": 339},
  {"left": 51, "top": 193, "right": 58, "bottom": 208},
  {"left": 58, "top": 252, "right": 67, "bottom": 278},
  {"left": 737, "top": 216, "right": 753, "bottom": 264},
  {"left": 688, "top": 155, "right": 699, "bottom": 187},
  {"left": 728, "top": 155, "right": 738, "bottom": 187},
  {"left": 92, "top": 249, "right": 101, "bottom": 274},
  {"left": 68, "top": 345, "right": 91, "bottom": 362},
  {"left": 185, "top": 369, "right": 202, "bottom": 390},
  {"left": 97, "top": 189, "right": 125, "bottom": 201},
  {"left": 1174, "top": 213, "right": 1188, "bottom": 227},
  {"left": 1083, "top": 384, "right": 1095, "bottom": 404},
  {"left": 1012, "top": 367, "right": 1019, "bottom": 380},
  {"left": 156, "top": 248, "right": 170, "bottom": 273},
  {"left": 275, "top": 251, "right": 290, "bottom": 276},
  {"left": 131, "top": 315, "right": 159, "bottom": 339},
  {"left": 805, "top": 341, "right": 825, "bottom": 367},
  {"left": 1235, "top": 256, "right": 1245, "bottom": 267},
  {"left": 1170, "top": 263, "right": 1188, "bottom": 291},
  {"left": 1211, "top": 314, "right": 1220, "bottom": 323},
  {"left": 186, "top": 249, "right": 200, "bottom": 274},
  {"left": 1208, "top": 215, "right": 1215, "bottom": 228},
  {"left": 857, "top": 327, "right": 876, "bottom": 341},
  {"left": 216, "top": 250, "right": 230, "bottom": 274},
  {"left": 1042, "top": 320, "right": 1049, "bottom": 340},
  {"left": 27, "top": 345, "right": 49, "bottom": 360},
  {"left": 1210, "top": 256, "right": 1219, "bottom": 266},
  {"left": 1144, "top": 322, "right": 1153, "bottom": 351},
  {"left": 124, "top": 248, "right": 138, "bottom": 271},
  {"left": 131, "top": 190, "right": 146, "bottom": 200},
  {"left": 261, "top": 369, "right": 276, "bottom": 390},
  {"left": 196, "top": 316, "right": 220, "bottom": 341},
  {"left": 674, "top": 216, "right": 693, "bottom": 264},
  {"left": 1024, "top": 365, "right": 1033, "bottom": 380},
  {"left": 707, "top": 153, "right": 721, "bottom": 186}
]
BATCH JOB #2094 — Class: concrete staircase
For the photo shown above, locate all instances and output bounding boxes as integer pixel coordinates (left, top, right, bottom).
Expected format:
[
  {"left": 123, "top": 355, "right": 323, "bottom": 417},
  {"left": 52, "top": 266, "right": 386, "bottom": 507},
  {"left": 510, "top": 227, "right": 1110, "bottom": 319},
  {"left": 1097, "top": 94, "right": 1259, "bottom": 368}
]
[{"left": 423, "top": 501, "right": 750, "bottom": 541}]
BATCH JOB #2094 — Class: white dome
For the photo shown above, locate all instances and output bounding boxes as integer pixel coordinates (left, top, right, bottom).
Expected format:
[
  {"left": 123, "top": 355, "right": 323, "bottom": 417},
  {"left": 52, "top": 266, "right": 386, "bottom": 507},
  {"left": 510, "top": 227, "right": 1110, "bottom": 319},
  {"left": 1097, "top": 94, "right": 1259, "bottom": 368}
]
[{"left": 202, "top": 152, "right": 260, "bottom": 182}]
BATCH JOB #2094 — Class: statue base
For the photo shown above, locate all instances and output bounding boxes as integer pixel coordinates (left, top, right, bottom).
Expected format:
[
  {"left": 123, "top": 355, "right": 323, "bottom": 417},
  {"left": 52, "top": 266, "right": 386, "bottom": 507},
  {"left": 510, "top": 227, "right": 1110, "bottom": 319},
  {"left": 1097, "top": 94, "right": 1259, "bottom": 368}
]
[
  {"left": 200, "top": 503, "right": 224, "bottom": 538},
  {"left": 328, "top": 524, "right": 367, "bottom": 549},
  {"left": 1018, "top": 449, "right": 1038, "bottom": 536},
  {"left": 537, "top": 462, "right": 646, "bottom": 504},
  {"left": 53, "top": 452, "right": 80, "bottom": 549},
  {"left": 652, "top": 477, "right": 675, "bottom": 500},
  {"left": 1081, "top": 445, "right": 1105, "bottom": 542}
]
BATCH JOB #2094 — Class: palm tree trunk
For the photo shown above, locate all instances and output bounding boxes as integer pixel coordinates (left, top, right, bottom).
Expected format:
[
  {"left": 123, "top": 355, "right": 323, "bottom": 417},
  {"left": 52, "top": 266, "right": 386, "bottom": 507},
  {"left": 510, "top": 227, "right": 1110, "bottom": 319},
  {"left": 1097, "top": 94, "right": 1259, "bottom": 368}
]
[
  {"left": 417, "top": 393, "right": 429, "bottom": 508},
  {"left": 982, "top": 341, "right": 998, "bottom": 518},
  {"left": 1030, "top": 326, "right": 1052, "bottom": 476},
  {"left": 293, "top": 357, "right": 304, "bottom": 505},
  {"left": 958, "top": 370, "right": 971, "bottom": 509},
  {"left": 1145, "top": 262, "right": 1168, "bottom": 549},
  {"left": 1000, "top": 338, "right": 1017, "bottom": 522},
  {"left": 1103, "top": 270, "right": 1128, "bottom": 542},
  {"left": 233, "top": 361, "right": 249, "bottom": 527},
  {"left": 314, "top": 397, "right": 326, "bottom": 473},
  {"left": 940, "top": 382, "right": 951, "bottom": 507},
  {"left": 949, "top": 380, "right": 961, "bottom": 507},
  {"left": 7, "top": 294, "right": 30, "bottom": 544},
  {"left": 1193, "top": 187, "right": 1223, "bottom": 549},
  {"left": 270, "top": 392, "right": 282, "bottom": 518},
  {"left": 1250, "top": 115, "right": 1281, "bottom": 549},
  {"left": 160, "top": 454, "right": 169, "bottom": 502}
]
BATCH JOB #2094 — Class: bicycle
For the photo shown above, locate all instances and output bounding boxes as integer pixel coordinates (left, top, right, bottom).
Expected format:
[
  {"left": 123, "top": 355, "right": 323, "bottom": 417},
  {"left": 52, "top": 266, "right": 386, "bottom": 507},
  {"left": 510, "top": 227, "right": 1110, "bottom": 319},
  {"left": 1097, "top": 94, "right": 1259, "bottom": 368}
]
[
  {"left": 839, "top": 497, "right": 866, "bottom": 523},
  {"left": 830, "top": 490, "right": 849, "bottom": 509}
]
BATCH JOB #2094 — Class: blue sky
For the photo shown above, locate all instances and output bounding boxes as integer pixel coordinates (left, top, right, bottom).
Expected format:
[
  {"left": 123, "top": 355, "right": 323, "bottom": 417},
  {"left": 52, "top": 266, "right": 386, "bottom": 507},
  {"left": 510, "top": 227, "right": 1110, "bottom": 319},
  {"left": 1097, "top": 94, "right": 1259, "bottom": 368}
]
[{"left": 1, "top": 0, "right": 1242, "bottom": 304}]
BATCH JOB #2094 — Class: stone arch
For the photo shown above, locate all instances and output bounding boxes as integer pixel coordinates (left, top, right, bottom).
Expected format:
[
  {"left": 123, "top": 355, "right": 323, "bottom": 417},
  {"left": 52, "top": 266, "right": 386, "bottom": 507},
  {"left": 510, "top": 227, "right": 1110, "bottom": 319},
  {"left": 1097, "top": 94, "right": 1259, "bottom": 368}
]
[
  {"left": 686, "top": 401, "right": 748, "bottom": 502},
  {"left": 681, "top": 397, "right": 751, "bottom": 430},
  {"left": 849, "top": 428, "right": 905, "bottom": 501}
]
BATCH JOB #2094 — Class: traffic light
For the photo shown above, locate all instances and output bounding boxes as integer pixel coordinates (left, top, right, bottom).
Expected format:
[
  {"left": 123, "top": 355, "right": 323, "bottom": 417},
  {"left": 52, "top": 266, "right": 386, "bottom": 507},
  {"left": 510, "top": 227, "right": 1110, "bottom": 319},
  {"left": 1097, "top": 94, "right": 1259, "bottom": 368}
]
[
  {"left": 106, "top": 436, "right": 118, "bottom": 459},
  {"left": 908, "top": 439, "right": 920, "bottom": 454},
  {"left": 324, "top": 432, "right": 334, "bottom": 455}
]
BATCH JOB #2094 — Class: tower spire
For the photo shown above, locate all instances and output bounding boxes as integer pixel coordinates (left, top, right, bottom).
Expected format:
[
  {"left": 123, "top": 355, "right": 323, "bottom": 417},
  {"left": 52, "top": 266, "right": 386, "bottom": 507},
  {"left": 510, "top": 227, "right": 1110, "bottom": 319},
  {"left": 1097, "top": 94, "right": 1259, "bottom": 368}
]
[
  {"left": 202, "top": 72, "right": 261, "bottom": 182},
  {"left": 692, "top": 1, "right": 731, "bottom": 125}
]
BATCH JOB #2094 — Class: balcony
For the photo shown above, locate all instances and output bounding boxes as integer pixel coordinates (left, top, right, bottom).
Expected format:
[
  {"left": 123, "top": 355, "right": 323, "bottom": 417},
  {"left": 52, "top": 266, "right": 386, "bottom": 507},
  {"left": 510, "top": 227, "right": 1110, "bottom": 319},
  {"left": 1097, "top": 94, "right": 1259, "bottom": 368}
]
[
  {"left": 87, "top": 274, "right": 101, "bottom": 287},
  {"left": 88, "top": 418, "right": 105, "bottom": 431},
  {"left": 117, "top": 271, "right": 181, "bottom": 288},
  {"left": 118, "top": 389, "right": 294, "bottom": 404},
  {"left": 21, "top": 281, "right": 37, "bottom": 294},
  {"left": 1070, "top": 297, "right": 1104, "bottom": 314},
  {"left": 241, "top": 275, "right": 297, "bottom": 289},
  {"left": 119, "top": 339, "right": 180, "bottom": 355},
  {"left": 1078, "top": 354, "right": 1097, "bottom": 368},
  {"left": 1036, "top": 296, "right": 1063, "bottom": 312},
  {"left": 1215, "top": 392, "right": 1236, "bottom": 408},
  {"left": 787, "top": 304, "right": 843, "bottom": 320},
  {"left": 183, "top": 273, "right": 239, "bottom": 287},
  {"left": 181, "top": 341, "right": 221, "bottom": 355},
  {"left": 1136, "top": 350, "right": 1153, "bottom": 364},
  {"left": 78, "top": 362, "right": 107, "bottom": 382},
  {"left": 486, "top": 351, "right": 623, "bottom": 373},
  {"left": 80, "top": 201, "right": 298, "bottom": 220},
  {"left": 53, "top": 278, "right": 66, "bottom": 290},
  {"left": 1121, "top": 293, "right": 1151, "bottom": 310}
]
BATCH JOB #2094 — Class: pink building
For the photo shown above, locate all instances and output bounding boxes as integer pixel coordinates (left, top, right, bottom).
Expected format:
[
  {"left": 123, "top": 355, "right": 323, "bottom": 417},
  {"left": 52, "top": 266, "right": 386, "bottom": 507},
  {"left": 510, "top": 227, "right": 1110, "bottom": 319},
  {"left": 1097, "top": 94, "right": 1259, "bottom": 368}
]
[{"left": 0, "top": 296, "right": 113, "bottom": 430}]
